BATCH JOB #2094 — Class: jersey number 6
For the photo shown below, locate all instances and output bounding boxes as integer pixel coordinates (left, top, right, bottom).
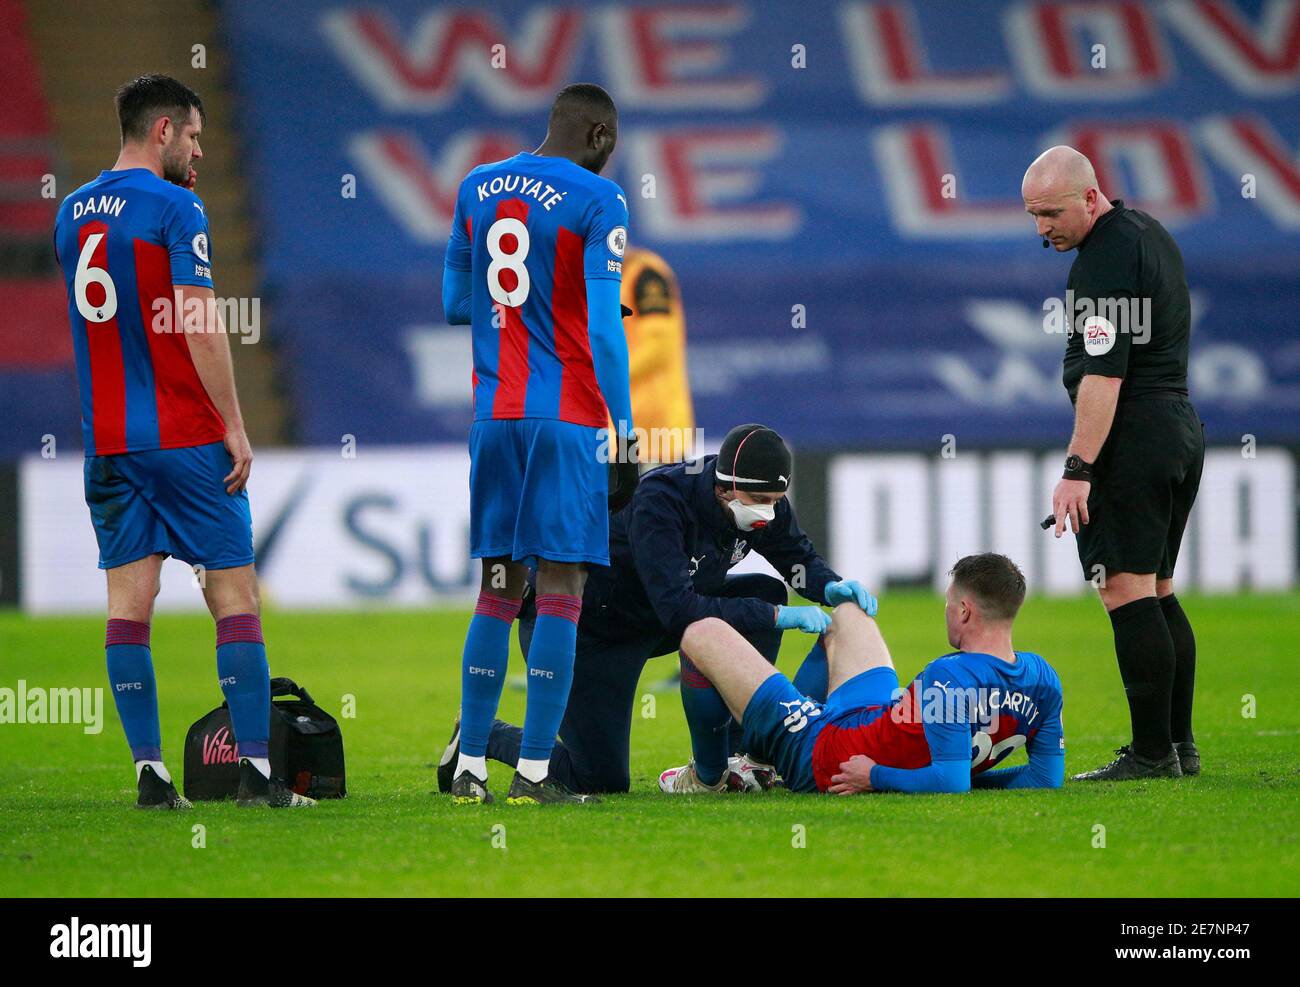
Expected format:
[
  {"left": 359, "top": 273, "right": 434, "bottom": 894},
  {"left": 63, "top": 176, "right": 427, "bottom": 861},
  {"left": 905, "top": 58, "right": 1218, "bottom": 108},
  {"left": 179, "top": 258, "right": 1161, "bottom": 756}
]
[
  {"left": 486, "top": 216, "right": 530, "bottom": 308},
  {"left": 74, "top": 232, "right": 119, "bottom": 323}
]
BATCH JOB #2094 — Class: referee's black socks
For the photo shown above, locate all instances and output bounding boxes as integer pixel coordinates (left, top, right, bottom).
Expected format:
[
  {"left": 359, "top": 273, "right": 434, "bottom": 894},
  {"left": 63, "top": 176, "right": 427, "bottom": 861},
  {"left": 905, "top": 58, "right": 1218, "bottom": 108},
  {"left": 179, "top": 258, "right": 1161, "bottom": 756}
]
[
  {"left": 1108, "top": 596, "right": 1176, "bottom": 760},
  {"left": 1160, "top": 594, "right": 1197, "bottom": 745}
]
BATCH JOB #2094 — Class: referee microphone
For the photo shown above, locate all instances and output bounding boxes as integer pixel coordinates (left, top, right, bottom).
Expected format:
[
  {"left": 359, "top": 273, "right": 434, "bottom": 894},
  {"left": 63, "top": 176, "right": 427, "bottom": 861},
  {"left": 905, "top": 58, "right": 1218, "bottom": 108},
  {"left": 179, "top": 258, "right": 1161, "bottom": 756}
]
[{"left": 1043, "top": 237, "right": 1050, "bottom": 248}]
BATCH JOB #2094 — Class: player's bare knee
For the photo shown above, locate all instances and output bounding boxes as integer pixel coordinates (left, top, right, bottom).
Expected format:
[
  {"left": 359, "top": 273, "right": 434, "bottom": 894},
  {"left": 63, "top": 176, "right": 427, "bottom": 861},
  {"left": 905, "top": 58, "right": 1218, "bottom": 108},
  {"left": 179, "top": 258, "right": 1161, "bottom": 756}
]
[
  {"left": 203, "top": 568, "right": 260, "bottom": 619},
  {"left": 109, "top": 599, "right": 153, "bottom": 623},
  {"left": 681, "top": 617, "right": 728, "bottom": 665},
  {"left": 536, "top": 559, "right": 586, "bottom": 597},
  {"left": 479, "top": 558, "right": 526, "bottom": 598},
  {"left": 1098, "top": 571, "right": 1156, "bottom": 610},
  {"left": 108, "top": 584, "right": 155, "bottom": 623},
  {"left": 679, "top": 618, "right": 708, "bottom": 658},
  {"left": 825, "top": 602, "right": 866, "bottom": 646},
  {"left": 829, "top": 601, "right": 868, "bottom": 628},
  {"left": 211, "top": 594, "right": 259, "bottom": 621}
]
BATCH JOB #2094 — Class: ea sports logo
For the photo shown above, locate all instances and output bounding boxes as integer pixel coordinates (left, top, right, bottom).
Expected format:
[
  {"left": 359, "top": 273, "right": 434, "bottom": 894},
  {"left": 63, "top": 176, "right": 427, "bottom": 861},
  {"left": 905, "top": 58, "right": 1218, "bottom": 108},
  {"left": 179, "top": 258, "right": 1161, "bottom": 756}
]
[
  {"left": 607, "top": 226, "right": 627, "bottom": 257},
  {"left": 1082, "top": 315, "right": 1115, "bottom": 356}
]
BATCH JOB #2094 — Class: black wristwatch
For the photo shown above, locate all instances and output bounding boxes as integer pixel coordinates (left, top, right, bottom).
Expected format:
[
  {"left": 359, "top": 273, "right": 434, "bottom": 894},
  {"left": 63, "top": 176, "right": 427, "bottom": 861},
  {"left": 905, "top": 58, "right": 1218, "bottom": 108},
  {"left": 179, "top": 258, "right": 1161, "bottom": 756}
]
[{"left": 1063, "top": 454, "right": 1094, "bottom": 481}]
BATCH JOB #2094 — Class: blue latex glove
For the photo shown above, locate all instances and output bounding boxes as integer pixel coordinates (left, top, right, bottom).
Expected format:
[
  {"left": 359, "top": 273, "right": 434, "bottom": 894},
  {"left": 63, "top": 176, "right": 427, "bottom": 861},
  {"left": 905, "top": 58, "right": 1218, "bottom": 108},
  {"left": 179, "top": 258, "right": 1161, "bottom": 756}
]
[
  {"left": 775, "top": 605, "right": 832, "bottom": 634},
  {"left": 824, "top": 579, "right": 878, "bottom": 616}
]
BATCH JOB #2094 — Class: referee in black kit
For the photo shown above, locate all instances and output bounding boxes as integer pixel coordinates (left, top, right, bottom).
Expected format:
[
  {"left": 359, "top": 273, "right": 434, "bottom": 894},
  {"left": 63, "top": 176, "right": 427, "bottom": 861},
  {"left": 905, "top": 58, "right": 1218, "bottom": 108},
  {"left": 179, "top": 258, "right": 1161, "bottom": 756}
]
[{"left": 1023, "top": 146, "right": 1205, "bottom": 782}]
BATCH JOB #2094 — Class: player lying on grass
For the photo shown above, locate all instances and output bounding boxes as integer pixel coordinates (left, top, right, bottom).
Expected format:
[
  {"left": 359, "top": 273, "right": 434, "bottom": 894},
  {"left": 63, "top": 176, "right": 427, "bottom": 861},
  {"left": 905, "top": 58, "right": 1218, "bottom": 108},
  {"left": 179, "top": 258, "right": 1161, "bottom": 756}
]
[
  {"left": 437, "top": 423, "right": 876, "bottom": 798},
  {"left": 666, "top": 553, "right": 1065, "bottom": 794}
]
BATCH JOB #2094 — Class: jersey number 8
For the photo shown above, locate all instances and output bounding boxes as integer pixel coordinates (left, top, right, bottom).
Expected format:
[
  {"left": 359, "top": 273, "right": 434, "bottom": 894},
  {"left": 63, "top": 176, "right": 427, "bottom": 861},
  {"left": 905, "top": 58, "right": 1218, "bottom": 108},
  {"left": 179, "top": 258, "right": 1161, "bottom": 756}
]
[{"left": 486, "top": 216, "right": 530, "bottom": 308}]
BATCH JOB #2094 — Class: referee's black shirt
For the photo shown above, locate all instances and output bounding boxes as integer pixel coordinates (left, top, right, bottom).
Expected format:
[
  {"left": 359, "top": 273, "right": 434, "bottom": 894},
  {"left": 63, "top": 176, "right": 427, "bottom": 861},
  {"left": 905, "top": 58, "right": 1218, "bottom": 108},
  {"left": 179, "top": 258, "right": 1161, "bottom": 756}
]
[{"left": 1063, "top": 199, "right": 1192, "bottom": 404}]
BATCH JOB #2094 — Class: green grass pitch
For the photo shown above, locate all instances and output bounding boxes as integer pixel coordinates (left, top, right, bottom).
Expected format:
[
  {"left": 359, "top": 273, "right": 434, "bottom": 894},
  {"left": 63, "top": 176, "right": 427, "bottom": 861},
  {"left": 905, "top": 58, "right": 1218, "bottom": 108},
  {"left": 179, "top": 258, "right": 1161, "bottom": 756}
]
[{"left": 1, "top": 591, "right": 1297, "bottom": 897}]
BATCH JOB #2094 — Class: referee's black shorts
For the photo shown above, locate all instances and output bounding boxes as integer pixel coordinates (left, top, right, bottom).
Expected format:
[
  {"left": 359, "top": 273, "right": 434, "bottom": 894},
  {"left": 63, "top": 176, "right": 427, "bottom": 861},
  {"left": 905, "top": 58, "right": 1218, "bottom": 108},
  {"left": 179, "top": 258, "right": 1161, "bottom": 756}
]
[{"left": 1076, "top": 397, "right": 1205, "bottom": 582}]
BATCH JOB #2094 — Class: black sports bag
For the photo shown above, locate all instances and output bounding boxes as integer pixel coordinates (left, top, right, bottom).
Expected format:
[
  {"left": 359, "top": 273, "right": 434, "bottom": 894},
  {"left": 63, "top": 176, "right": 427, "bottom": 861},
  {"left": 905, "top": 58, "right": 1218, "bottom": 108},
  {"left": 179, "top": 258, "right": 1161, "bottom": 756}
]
[{"left": 183, "top": 677, "right": 346, "bottom": 801}]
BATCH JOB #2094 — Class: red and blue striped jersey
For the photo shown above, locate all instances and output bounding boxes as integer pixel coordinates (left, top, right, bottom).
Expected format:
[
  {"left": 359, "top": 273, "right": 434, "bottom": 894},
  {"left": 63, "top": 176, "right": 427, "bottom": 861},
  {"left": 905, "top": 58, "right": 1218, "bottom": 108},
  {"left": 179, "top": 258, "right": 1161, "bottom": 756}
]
[
  {"left": 54, "top": 168, "right": 225, "bottom": 457},
  {"left": 445, "top": 152, "right": 629, "bottom": 426},
  {"left": 812, "top": 650, "right": 1064, "bottom": 791}
]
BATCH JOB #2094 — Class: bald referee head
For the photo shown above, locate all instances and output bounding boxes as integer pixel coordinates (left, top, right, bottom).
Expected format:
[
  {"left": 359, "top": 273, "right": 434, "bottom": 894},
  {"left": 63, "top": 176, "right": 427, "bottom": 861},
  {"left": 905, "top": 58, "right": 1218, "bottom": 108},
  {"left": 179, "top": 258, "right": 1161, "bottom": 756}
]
[{"left": 1021, "top": 145, "right": 1112, "bottom": 252}]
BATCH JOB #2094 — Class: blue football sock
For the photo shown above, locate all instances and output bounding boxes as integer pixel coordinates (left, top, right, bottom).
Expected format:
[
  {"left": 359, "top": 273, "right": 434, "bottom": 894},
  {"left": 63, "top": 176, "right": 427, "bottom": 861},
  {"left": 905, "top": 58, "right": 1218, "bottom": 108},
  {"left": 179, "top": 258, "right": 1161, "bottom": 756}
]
[
  {"left": 216, "top": 614, "right": 271, "bottom": 759},
  {"left": 520, "top": 594, "right": 581, "bottom": 762},
  {"left": 459, "top": 593, "right": 522, "bottom": 757},
  {"left": 679, "top": 653, "right": 730, "bottom": 785},
  {"left": 105, "top": 619, "right": 161, "bottom": 761},
  {"left": 792, "top": 635, "right": 830, "bottom": 702}
]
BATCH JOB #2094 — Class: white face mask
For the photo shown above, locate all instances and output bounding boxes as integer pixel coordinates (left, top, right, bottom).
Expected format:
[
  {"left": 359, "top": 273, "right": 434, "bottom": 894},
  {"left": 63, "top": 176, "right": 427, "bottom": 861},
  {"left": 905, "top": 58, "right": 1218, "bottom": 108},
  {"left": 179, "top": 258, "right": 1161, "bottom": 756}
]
[{"left": 727, "top": 498, "right": 775, "bottom": 531}]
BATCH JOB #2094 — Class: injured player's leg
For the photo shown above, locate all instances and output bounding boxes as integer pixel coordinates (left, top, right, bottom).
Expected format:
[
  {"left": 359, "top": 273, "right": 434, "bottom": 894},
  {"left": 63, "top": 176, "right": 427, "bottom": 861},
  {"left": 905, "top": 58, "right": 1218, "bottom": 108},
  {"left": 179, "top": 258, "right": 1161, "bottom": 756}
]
[
  {"left": 823, "top": 603, "right": 896, "bottom": 695},
  {"left": 678, "top": 618, "right": 780, "bottom": 725}
]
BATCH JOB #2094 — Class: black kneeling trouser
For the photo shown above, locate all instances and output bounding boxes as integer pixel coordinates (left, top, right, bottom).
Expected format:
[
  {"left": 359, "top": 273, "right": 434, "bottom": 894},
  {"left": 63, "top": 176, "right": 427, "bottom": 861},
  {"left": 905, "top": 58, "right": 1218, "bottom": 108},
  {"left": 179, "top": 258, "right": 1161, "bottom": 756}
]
[{"left": 489, "top": 573, "right": 787, "bottom": 793}]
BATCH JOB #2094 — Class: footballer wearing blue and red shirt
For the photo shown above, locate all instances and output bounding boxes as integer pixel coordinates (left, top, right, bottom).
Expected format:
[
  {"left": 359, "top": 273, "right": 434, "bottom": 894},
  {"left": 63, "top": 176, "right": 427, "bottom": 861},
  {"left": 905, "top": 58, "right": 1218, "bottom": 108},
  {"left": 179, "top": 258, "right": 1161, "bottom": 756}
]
[
  {"left": 440, "top": 83, "right": 637, "bottom": 805},
  {"left": 54, "top": 75, "right": 311, "bottom": 810},
  {"left": 677, "top": 554, "right": 1066, "bottom": 795}
]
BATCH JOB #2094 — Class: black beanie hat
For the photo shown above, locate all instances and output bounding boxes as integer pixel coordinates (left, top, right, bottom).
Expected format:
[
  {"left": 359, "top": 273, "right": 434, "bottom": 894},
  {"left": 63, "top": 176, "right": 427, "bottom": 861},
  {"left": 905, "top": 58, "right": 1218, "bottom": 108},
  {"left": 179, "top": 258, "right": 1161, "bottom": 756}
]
[{"left": 714, "top": 424, "right": 791, "bottom": 493}]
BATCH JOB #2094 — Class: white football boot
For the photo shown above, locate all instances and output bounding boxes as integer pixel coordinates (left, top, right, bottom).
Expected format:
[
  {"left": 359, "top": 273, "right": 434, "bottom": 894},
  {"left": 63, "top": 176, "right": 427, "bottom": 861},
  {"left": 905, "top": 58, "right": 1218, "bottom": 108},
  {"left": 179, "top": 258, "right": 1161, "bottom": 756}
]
[
  {"left": 729, "top": 754, "right": 779, "bottom": 792},
  {"left": 658, "top": 760, "right": 745, "bottom": 793}
]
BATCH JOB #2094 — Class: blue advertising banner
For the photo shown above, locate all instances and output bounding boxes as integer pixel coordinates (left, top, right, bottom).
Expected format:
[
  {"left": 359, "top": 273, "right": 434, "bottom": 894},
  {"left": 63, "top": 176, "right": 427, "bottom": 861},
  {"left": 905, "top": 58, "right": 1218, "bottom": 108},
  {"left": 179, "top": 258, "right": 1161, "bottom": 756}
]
[{"left": 224, "top": 1, "right": 1300, "bottom": 448}]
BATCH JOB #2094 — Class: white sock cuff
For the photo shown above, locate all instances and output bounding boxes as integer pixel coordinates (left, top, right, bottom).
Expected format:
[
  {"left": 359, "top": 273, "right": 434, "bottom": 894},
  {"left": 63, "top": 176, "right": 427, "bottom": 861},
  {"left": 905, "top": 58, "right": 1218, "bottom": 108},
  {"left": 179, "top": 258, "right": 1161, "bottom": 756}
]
[
  {"left": 456, "top": 753, "right": 488, "bottom": 781},
  {"left": 516, "top": 757, "right": 550, "bottom": 784},
  {"left": 136, "top": 759, "right": 171, "bottom": 783}
]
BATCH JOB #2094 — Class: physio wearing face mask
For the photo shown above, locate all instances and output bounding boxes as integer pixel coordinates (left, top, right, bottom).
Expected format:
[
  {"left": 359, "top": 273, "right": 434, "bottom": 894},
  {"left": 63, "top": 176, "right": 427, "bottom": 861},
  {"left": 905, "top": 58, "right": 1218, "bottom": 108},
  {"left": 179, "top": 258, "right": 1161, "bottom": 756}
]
[
  {"left": 727, "top": 498, "right": 775, "bottom": 531},
  {"left": 466, "top": 421, "right": 878, "bottom": 801},
  {"left": 714, "top": 423, "right": 791, "bottom": 532}
]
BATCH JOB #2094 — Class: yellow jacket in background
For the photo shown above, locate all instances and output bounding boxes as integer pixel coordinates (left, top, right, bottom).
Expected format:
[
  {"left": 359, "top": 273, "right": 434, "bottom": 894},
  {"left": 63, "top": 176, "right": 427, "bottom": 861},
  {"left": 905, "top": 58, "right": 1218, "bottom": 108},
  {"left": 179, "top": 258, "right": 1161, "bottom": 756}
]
[{"left": 618, "top": 247, "right": 695, "bottom": 461}]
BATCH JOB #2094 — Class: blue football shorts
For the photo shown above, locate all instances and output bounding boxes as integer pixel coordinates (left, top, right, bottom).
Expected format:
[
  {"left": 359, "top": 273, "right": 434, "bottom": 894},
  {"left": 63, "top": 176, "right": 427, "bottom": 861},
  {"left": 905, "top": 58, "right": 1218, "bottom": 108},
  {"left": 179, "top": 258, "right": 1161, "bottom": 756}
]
[
  {"left": 740, "top": 666, "right": 901, "bottom": 792},
  {"left": 468, "top": 417, "right": 609, "bottom": 566},
  {"left": 84, "top": 441, "right": 254, "bottom": 570}
]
